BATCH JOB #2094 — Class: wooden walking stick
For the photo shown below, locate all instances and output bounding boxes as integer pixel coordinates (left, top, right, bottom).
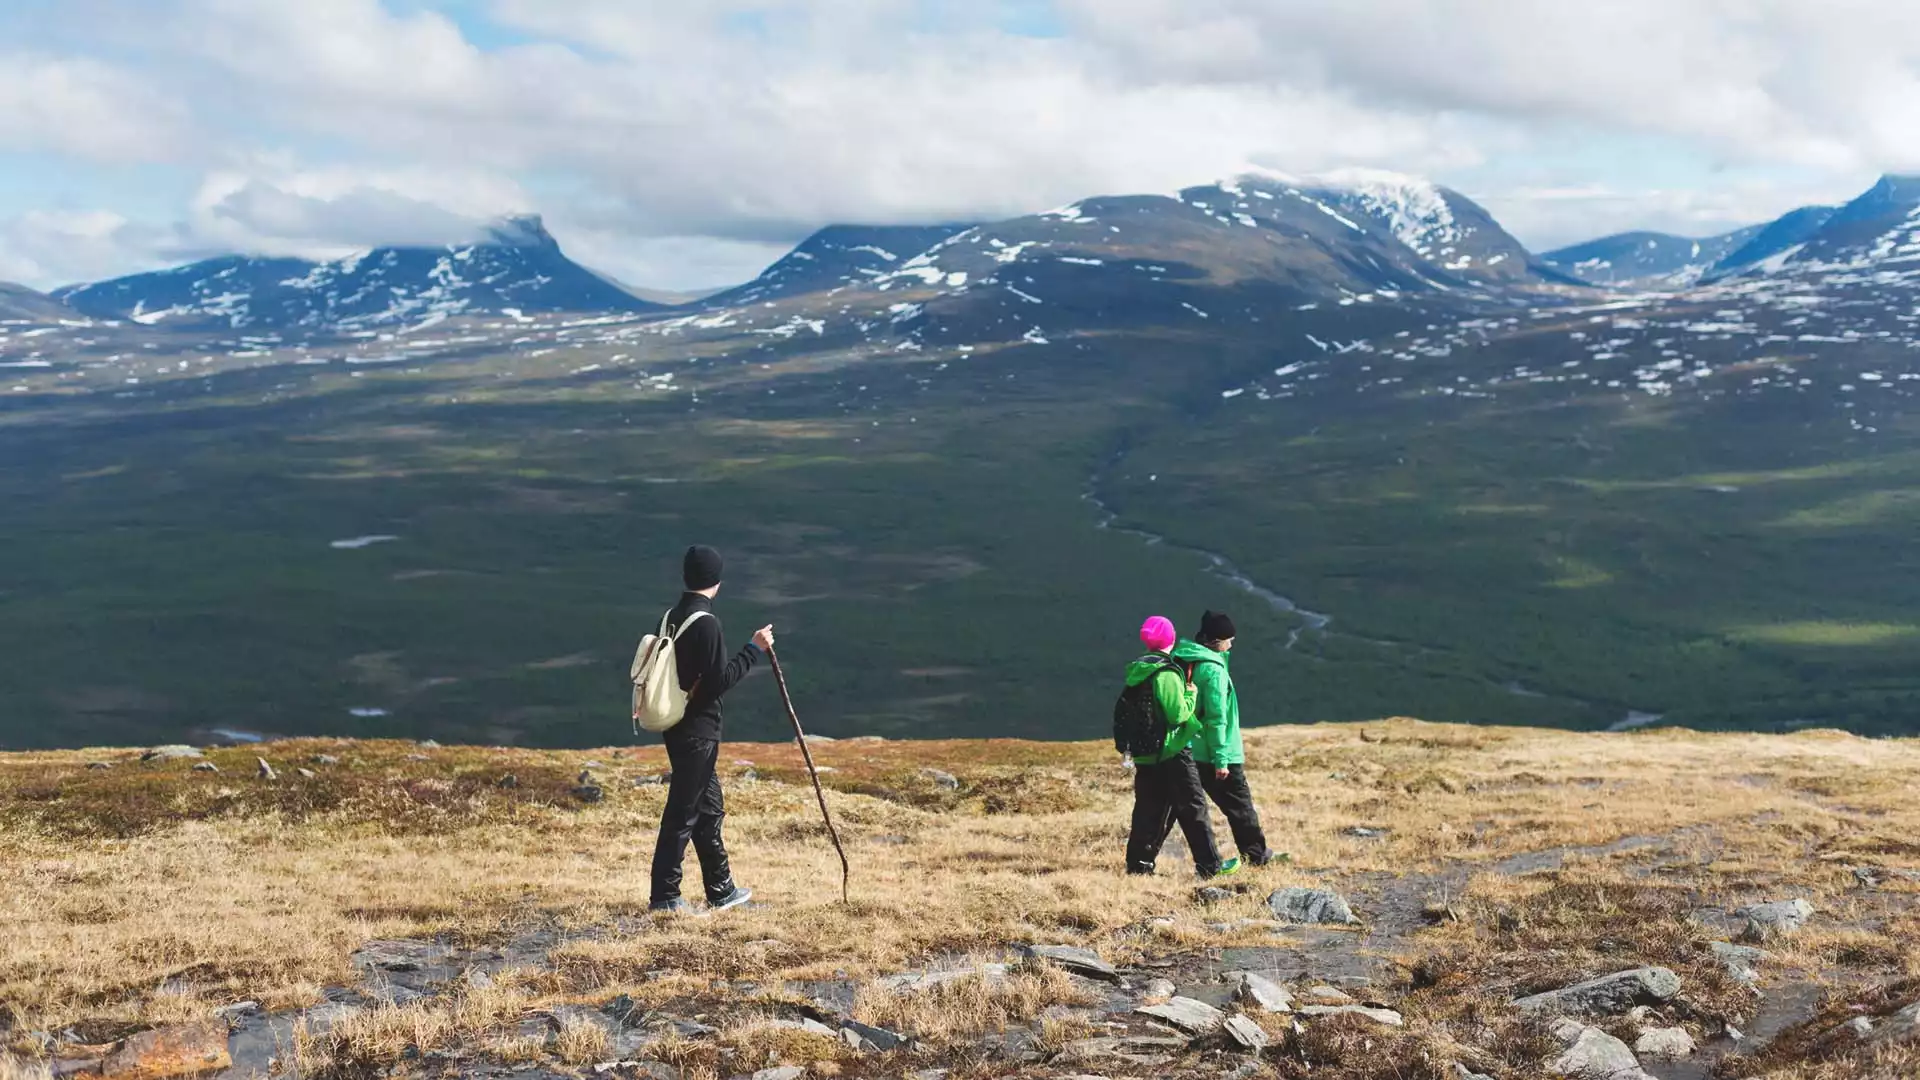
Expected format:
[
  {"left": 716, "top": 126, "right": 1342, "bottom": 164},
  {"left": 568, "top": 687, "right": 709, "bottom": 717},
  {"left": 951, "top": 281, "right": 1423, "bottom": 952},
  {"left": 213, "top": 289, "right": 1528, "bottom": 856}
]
[{"left": 768, "top": 646, "right": 850, "bottom": 905}]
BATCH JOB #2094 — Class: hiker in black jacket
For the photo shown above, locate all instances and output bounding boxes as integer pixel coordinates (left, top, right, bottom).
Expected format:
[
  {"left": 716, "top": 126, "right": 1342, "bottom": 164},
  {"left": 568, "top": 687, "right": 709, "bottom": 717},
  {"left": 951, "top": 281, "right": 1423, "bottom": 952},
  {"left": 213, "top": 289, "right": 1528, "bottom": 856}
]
[{"left": 649, "top": 545, "right": 773, "bottom": 914}]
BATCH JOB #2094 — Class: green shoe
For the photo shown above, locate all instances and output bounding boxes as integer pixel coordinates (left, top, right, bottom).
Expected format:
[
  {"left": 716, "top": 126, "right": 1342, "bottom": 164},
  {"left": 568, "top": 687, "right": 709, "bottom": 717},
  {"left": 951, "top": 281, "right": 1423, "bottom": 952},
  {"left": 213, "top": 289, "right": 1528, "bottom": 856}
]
[{"left": 1205, "top": 857, "right": 1243, "bottom": 880}]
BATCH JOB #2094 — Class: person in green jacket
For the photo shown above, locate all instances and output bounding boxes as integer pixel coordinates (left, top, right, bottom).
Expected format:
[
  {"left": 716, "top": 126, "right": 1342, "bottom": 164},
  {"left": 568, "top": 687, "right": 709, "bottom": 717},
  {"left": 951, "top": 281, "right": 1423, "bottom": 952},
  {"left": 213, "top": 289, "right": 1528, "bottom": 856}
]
[
  {"left": 1124, "top": 616, "right": 1239, "bottom": 878},
  {"left": 1171, "top": 610, "right": 1274, "bottom": 866}
]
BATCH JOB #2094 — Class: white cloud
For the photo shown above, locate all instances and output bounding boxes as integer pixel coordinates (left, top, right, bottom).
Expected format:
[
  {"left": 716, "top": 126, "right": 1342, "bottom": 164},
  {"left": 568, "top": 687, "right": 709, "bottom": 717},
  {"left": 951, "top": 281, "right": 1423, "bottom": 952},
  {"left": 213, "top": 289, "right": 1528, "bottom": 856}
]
[{"left": 5, "top": 1, "right": 1920, "bottom": 288}]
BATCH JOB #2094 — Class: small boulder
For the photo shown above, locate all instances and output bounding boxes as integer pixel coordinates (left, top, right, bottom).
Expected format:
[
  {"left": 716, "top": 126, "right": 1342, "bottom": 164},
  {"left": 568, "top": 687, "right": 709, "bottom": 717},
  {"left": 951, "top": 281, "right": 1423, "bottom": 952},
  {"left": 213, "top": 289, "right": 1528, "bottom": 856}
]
[
  {"left": 417, "top": 739, "right": 441, "bottom": 748},
  {"left": 1135, "top": 996, "right": 1225, "bottom": 1036},
  {"left": 839, "top": 1018, "right": 906, "bottom": 1051},
  {"left": 1546, "top": 1019, "right": 1652, "bottom": 1079},
  {"left": 1633, "top": 1028, "right": 1695, "bottom": 1057},
  {"left": 1142, "top": 978, "right": 1175, "bottom": 1000},
  {"left": 86, "top": 762, "right": 113, "bottom": 770},
  {"left": 296, "top": 768, "right": 316, "bottom": 779},
  {"left": 1736, "top": 898, "right": 1813, "bottom": 942},
  {"left": 1453, "top": 1066, "right": 1495, "bottom": 1080},
  {"left": 1222, "top": 1014, "right": 1269, "bottom": 1052},
  {"left": 572, "top": 784, "right": 605, "bottom": 803},
  {"left": 752, "top": 1067, "right": 805, "bottom": 1080},
  {"left": 1305, "top": 986, "right": 1353, "bottom": 1004},
  {"left": 311, "top": 754, "right": 339, "bottom": 766},
  {"left": 497, "top": 773, "right": 519, "bottom": 789},
  {"left": 1513, "top": 968, "right": 1682, "bottom": 1017},
  {"left": 100, "top": 1021, "right": 232, "bottom": 1079},
  {"left": 1268, "top": 887, "right": 1359, "bottom": 925},
  {"left": 1196, "top": 886, "right": 1235, "bottom": 905},
  {"left": 1709, "top": 941, "right": 1766, "bottom": 985},
  {"left": 255, "top": 758, "right": 277, "bottom": 781},
  {"left": 1296, "top": 1005, "right": 1403, "bottom": 1027},
  {"left": 140, "top": 746, "right": 203, "bottom": 763},
  {"left": 920, "top": 768, "right": 961, "bottom": 790},
  {"left": 1017, "top": 944, "right": 1118, "bottom": 982},
  {"left": 1230, "top": 971, "right": 1293, "bottom": 1014},
  {"left": 191, "top": 762, "right": 220, "bottom": 774}
]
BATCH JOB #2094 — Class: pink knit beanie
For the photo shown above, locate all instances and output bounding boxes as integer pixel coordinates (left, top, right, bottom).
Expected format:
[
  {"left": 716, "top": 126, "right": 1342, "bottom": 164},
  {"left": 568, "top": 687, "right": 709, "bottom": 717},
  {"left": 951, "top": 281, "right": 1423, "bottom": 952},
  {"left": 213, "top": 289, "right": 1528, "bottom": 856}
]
[{"left": 1139, "top": 615, "right": 1176, "bottom": 653}]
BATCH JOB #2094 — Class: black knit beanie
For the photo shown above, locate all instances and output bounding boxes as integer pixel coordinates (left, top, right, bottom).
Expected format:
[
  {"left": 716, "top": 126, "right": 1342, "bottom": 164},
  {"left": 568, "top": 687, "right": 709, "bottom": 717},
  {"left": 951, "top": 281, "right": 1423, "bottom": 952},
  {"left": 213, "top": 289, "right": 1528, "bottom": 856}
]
[
  {"left": 1198, "top": 610, "right": 1236, "bottom": 645},
  {"left": 683, "top": 545, "right": 724, "bottom": 590}
]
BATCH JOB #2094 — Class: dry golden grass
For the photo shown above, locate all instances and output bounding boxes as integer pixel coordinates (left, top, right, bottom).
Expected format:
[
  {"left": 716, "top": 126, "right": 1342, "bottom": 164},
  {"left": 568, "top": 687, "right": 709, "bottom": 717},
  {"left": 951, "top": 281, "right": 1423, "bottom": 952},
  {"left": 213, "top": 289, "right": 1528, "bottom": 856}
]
[{"left": 3, "top": 721, "right": 1919, "bottom": 1078}]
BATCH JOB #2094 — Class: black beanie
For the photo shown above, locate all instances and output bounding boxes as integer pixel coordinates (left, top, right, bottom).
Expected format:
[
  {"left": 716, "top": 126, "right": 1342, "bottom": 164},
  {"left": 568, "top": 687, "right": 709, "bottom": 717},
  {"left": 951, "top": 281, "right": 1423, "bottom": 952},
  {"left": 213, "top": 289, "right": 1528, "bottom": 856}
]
[
  {"left": 683, "top": 545, "right": 724, "bottom": 590},
  {"left": 1198, "top": 610, "right": 1236, "bottom": 644}
]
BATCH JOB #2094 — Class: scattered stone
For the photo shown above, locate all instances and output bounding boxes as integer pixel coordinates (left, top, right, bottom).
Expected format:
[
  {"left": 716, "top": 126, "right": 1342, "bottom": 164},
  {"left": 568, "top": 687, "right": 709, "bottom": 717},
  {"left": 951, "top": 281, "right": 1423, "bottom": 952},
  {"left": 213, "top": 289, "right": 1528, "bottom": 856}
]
[
  {"left": 1142, "top": 977, "right": 1175, "bottom": 1000},
  {"left": 99, "top": 1021, "right": 232, "bottom": 1079},
  {"left": 1230, "top": 971, "right": 1293, "bottom": 1013},
  {"left": 1135, "top": 996, "right": 1226, "bottom": 1036},
  {"left": 1268, "top": 887, "right": 1359, "bottom": 925},
  {"left": 255, "top": 757, "right": 277, "bottom": 781},
  {"left": 86, "top": 762, "right": 113, "bottom": 770},
  {"left": 1709, "top": 941, "right": 1766, "bottom": 985},
  {"left": 839, "top": 1018, "right": 906, "bottom": 1052},
  {"left": 573, "top": 783, "right": 605, "bottom": 803},
  {"left": 1633, "top": 1028, "right": 1695, "bottom": 1057},
  {"left": 1736, "top": 898, "right": 1813, "bottom": 942},
  {"left": 633, "top": 773, "right": 669, "bottom": 786},
  {"left": 191, "top": 762, "right": 219, "bottom": 774},
  {"left": 1852, "top": 866, "right": 1920, "bottom": 888},
  {"left": 920, "top": 768, "right": 960, "bottom": 789},
  {"left": 752, "top": 1067, "right": 804, "bottom": 1080},
  {"left": 1344, "top": 826, "right": 1387, "bottom": 838},
  {"left": 1546, "top": 1019, "right": 1651, "bottom": 1079},
  {"left": 405, "top": 753, "right": 430, "bottom": 762},
  {"left": 311, "top": 754, "right": 339, "bottom": 766},
  {"left": 1017, "top": 944, "right": 1119, "bottom": 982},
  {"left": 418, "top": 739, "right": 441, "bottom": 749},
  {"left": 498, "top": 773, "right": 519, "bottom": 789},
  {"left": 295, "top": 768, "right": 316, "bottom": 779},
  {"left": 1196, "top": 886, "right": 1235, "bottom": 905},
  {"left": 1832, "top": 1016, "right": 1876, "bottom": 1041},
  {"left": 1513, "top": 968, "right": 1682, "bottom": 1016},
  {"left": 1453, "top": 1066, "right": 1495, "bottom": 1080},
  {"left": 1296, "top": 1005, "right": 1403, "bottom": 1027},
  {"left": 1304, "top": 986, "right": 1353, "bottom": 1004},
  {"left": 353, "top": 939, "right": 435, "bottom": 972},
  {"left": 141, "top": 746, "right": 203, "bottom": 763},
  {"left": 212, "top": 1002, "right": 259, "bottom": 1019},
  {"left": 1222, "top": 1014, "right": 1269, "bottom": 1052}
]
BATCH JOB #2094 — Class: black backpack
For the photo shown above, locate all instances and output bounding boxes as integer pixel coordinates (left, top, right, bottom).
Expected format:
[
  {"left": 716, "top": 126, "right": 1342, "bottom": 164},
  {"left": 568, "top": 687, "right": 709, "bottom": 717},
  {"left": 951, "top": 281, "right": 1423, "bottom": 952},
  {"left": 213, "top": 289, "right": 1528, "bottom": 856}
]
[{"left": 1113, "top": 656, "right": 1191, "bottom": 758}]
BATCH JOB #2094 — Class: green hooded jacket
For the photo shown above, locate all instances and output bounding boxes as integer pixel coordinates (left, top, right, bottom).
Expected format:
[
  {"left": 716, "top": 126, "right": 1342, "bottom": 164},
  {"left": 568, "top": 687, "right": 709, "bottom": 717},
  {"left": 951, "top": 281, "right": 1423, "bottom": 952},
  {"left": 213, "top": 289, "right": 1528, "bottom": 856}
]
[
  {"left": 1172, "top": 639, "right": 1242, "bottom": 766},
  {"left": 1123, "top": 652, "right": 1199, "bottom": 765}
]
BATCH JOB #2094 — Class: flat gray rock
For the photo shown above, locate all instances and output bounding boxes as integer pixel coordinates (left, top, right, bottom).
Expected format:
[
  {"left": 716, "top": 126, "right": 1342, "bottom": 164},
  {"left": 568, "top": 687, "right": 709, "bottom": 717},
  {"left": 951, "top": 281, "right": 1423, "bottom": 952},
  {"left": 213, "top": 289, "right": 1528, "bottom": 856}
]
[
  {"left": 1453, "top": 1066, "right": 1495, "bottom": 1080},
  {"left": 1737, "top": 898, "right": 1813, "bottom": 941},
  {"left": 1229, "top": 971, "right": 1293, "bottom": 1013},
  {"left": 1297, "top": 1004, "right": 1403, "bottom": 1026},
  {"left": 1268, "top": 887, "right": 1360, "bottom": 925},
  {"left": 1018, "top": 944, "right": 1119, "bottom": 981},
  {"left": 839, "top": 1018, "right": 906, "bottom": 1051},
  {"left": 1134, "top": 996, "right": 1225, "bottom": 1035},
  {"left": 141, "top": 745, "right": 203, "bottom": 762},
  {"left": 1222, "top": 1014, "right": 1269, "bottom": 1052},
  {"left": 751, "top": 1068, "right": 805, "bottom": 1080},
  {"left": 1709, "top": 941, "right": 1766, "bottom": 985},
  {"left": 874, "top": 963, "right": 1008, "bottom": 993},
  {"left": 1514, "top": 967, "right": 1681, "bottom": 1016},
  {"left": 1870, "top": 1001, "right": 1920, "bottom": 1045}
]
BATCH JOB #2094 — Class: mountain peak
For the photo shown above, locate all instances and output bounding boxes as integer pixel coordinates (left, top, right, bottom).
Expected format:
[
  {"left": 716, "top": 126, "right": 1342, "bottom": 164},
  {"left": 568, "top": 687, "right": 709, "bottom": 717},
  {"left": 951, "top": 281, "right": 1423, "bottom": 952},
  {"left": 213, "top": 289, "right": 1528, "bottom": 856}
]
[{"left": 481, "top": 214, "right": 558, "bottom": 250}]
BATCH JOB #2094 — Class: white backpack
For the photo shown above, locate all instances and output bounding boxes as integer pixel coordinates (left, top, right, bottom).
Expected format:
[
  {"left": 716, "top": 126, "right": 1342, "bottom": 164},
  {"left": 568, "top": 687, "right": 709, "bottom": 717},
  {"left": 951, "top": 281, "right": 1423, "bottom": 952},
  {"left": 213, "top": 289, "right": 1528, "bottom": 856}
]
[{"left": 630, "top": 608, "right": 709, "bottom": 735}]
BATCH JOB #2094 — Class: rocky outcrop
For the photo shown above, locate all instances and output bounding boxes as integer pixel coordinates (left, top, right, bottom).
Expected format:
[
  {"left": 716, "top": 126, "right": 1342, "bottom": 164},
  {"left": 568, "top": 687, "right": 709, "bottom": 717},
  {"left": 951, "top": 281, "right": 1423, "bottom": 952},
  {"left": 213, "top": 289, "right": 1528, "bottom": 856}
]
[
  {"left": 1267, "top": 887, "right": 1360, "bottom": 925},
  {"left": 1513, "top": 968, "right": 1681, "bottom": 1016}
]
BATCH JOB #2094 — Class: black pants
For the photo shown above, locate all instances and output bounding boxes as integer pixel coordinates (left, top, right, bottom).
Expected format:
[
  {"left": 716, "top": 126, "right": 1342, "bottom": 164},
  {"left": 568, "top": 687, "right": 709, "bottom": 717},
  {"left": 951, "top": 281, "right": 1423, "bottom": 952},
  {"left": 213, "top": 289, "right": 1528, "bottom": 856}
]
[
  {"left": 1126, "top": 750, "right": 1222, "bottom": 876},
  {"left": 1197, "top": 763, "right": 1271, "bottom": 864},
  {"left": 650, "top": 736, "right": 734, "bottom": 905}
]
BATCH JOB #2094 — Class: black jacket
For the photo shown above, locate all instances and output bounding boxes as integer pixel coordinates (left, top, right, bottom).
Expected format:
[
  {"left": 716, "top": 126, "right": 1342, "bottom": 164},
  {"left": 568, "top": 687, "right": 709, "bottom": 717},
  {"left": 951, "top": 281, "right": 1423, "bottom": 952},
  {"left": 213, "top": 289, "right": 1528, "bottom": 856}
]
[{"left": 664, "top": 591, "right": 760, "bottom": 744}]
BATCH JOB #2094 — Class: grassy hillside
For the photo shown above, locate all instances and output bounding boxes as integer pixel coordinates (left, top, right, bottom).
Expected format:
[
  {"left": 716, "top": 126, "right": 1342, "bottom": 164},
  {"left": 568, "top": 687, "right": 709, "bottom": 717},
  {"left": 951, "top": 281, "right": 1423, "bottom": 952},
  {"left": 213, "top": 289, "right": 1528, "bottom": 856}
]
[{"left": 3, "top": 722, "right": 1919, "bottom": 1079}]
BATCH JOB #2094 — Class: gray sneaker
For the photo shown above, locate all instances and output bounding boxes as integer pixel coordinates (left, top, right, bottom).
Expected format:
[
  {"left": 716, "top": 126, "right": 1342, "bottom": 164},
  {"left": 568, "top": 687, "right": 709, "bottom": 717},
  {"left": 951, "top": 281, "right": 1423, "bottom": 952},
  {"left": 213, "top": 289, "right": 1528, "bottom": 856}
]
[
  {"left": 648, "top": 897, "right": 691, "bottom": 914},
  {"left": 705, "top": 885, "right": 753, "bottom": 914}
]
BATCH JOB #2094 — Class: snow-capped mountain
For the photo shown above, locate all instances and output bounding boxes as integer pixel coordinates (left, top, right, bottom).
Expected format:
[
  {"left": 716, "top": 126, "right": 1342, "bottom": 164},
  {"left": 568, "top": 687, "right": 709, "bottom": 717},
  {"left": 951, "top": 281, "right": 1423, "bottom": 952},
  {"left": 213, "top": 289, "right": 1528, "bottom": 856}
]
[
  {"left": 1775, "top": 176, "right": 1920, "bottom": 270},
  {"left": 56, "top": 216, "right": 662, "bottom": 333},
  {"left": 1289, "top": 169, "right": 1575, "bottom": 286},
  {"left": 1540, "top": 227, "right": 1763, "bottom": 288},
  {"left": 702, "top": 224, "right": 976, "bottom": 307},
  {"left": 1704, "top": 205, "right": 1840, "bottom": 279},
  {"left": 0, "top": 282, "right": 75, "bottom": 322}
]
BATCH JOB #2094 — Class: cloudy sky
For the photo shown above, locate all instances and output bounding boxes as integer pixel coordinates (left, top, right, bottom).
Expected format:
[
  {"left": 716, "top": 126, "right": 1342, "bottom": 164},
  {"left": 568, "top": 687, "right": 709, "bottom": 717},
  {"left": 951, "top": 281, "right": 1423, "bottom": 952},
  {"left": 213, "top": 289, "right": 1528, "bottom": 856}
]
[{"left": 1, "top": 0, "right": 1914, "bottom": 291}]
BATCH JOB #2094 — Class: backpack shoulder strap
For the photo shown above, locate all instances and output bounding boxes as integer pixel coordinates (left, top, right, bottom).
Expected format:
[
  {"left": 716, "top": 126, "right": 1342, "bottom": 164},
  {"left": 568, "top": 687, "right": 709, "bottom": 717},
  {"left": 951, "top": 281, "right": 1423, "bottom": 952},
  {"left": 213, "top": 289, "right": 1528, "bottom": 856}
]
[{"left": 671, "top": 610, "right": 711, "bottom": 640}]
